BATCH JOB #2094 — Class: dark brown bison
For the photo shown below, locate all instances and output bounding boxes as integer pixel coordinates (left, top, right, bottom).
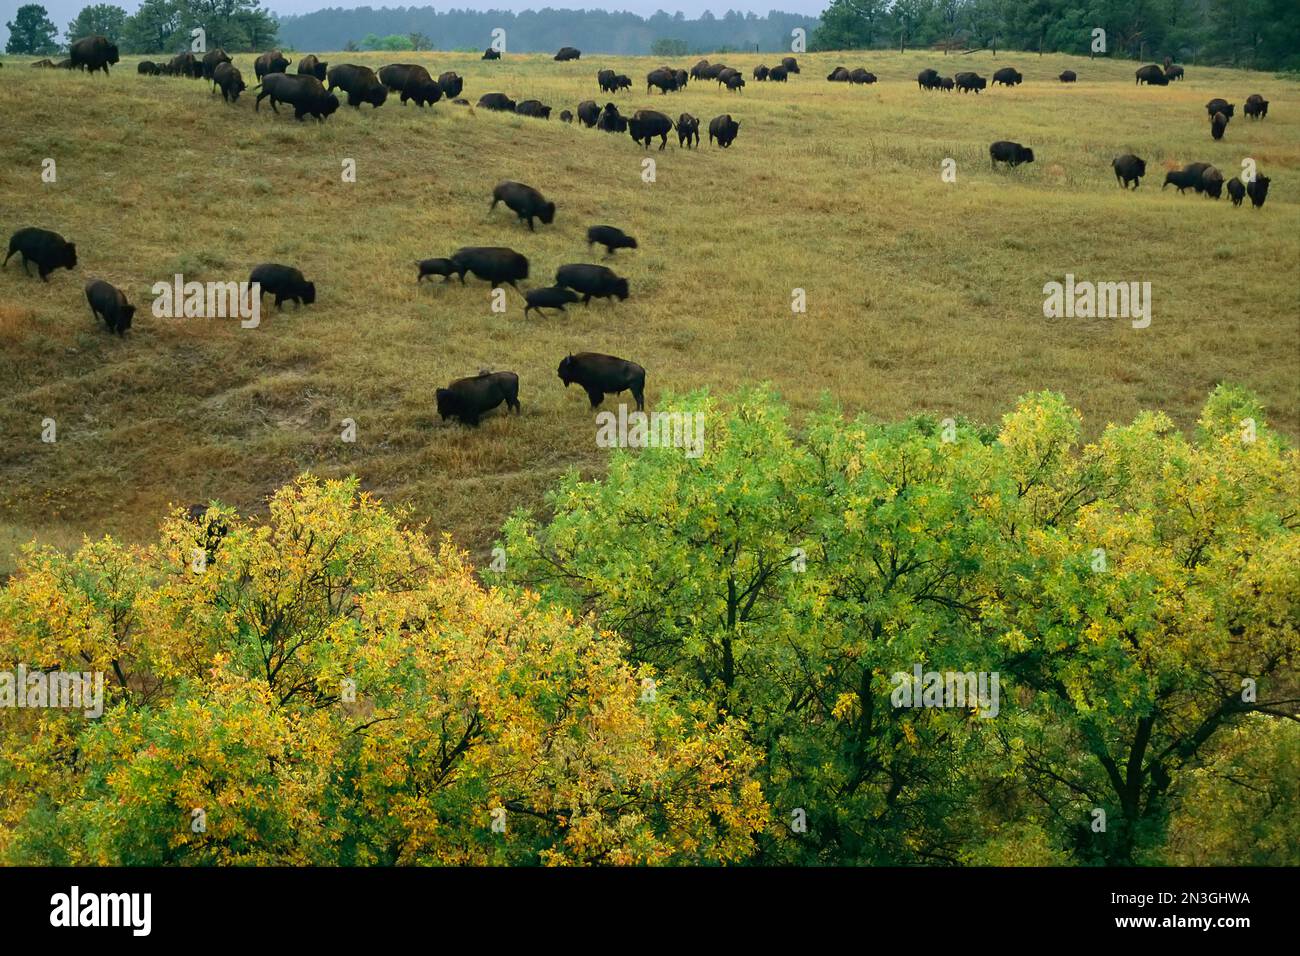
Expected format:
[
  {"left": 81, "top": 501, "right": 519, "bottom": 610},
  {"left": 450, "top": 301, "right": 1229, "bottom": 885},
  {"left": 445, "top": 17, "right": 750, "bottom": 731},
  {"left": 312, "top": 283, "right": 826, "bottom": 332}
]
[
  {"left": 297, "top": 54, "right": 328, "bottom": 80},
  {"left": 598, "top": 68, "right": 619, "bottom": 92},
  {"left": 515, "top": 99, "right": 552, "bottom": 119},
  {"left": 327, "top": 64, "right": 388, "bottom": 108},
  {"left": 250, "top": 263, "right": 316, "bottom": 309},
  {"left": 780, "top": 56, "right": 799, "bottom": 73},
  {"left": 989, "top": 141, "right": 1034, "bottom": 167},
  {"left": 212, "top": 62, "right": 246, "bottom": 103},
  {"left": 725, "top": 73, "right": 745, "bottom": 92},
  {"left": 559, "top": 109, "right": 573, "bottom": 123},
  {"left": 587, "top": 225, "right": 638, "bottom": 256},
  {"left": 1211, "top": 111, "right": 1228, "bottom": 140},
  {"left": 1247, "top": 175, "right": 1270, "bottom": 209},
  {"left": 1244, "top": 94, "right": 1268, "bottom": 119},
  {"left": 1135, "top": 64, "right": 1168, "bottom": 85},
  {"left": 1200, "top": 166, "right": 1224, "bottom": 199},
  {"left": 1227, "top": 177, "right": 1246, "bottom": 206},
  {"left": 1205, "top": 98, "right": 1234, "bottom": 118},
  {"left": 991, "top": 67, "right": 1022, "bottom": 86},
  {"left": 1162, "top": 163, "right": 1212, "bottom": 194},
  {"left": 202, "top": 48, "right": 231, "bottom": 79},
  {"left": 646, "top": 67, "right": 679, "bottom": 94},
  {"left": 576, "top": 99, "right": 601, "bottom": 127},
  {"left": 755, "top": 64, "right": 771, "bottom": 81},
  {"left": 254, "top": 49, "right": 291, "bottom": 80},
  {"left": 482, "top": 48, "right": 501, "bottom": 60},
  {"left": 379, "top": 64, "right": 442, "bottom": 106},
  {"left": 555, "top": 263, "right": 629, "bottom": 304},
  {"left": 917, "top": 68, "right": 941, "bottom": 90},
  {"left": 436, "top": 371, "right": 520, "bottom": 426},
  {"left": 167, "top": 52, "right": 197, "bottom": 78},
  {"left": 709, "top": 114, "right": 740, "bottom": 148},
  {"left": 690, "top": 59, "right": 710, "bottom": 79},
  {"left": 138, "top": 60, "right": 160, "bottom": 75},
  {"left": 449, "top": 247, "right": 529, "bottom": 289},
  {"left": 255, "top": 73, "right": 340, "bottom": 121},
  {"left": 4, "top": 227, "right": 76, "bottom": 281},
  {"left": 438, "top": 71, "right": 463, "bottom": 98},
  {"left": 69, "top": 35, "right": 118, "bottom": 75},
  {"left": 491, "top": 181, "right": 556, "bottom": 231},
  {"left": 1059, "top": 70, "right": 1076, "bottom": 83},
  {"left": 628, "top": 109, "right": 673, "bottom": 149},
  {"left": 768, "top": 65, "right": 788, "bottom": 82},
  {"left": 597, "top": 104, "right": 627, "bottom": 133},
  {"left": 1111, "top": 154, "right": 1146, "bottom": 189},
  {"left": 676, "top": 112, "right": 700, "bottom": 148},
  {"left": 1164, "top": 64, "right": 1184, "bottom": 81},
  {"left": 848, "top": 68, "right": 876, "bottom": 85},
  {"left": 554, "top": 46, "right": 581, "bottom": 61},
  {"left": 523, "top": 286, "right": 580, "bottom": 318},
  {"left": 954, "top": 72, "right": 986, "bottom": 93},
  {"left": 85, "top": 279, "right": 134, "bottom": 335},
  {"left": 417, "top": 258, "right": 456, "bottom": 282},
  {"left": 827, "top": 66, "right": 850, "bottom": 82},
  {"left": 477, "top": 92, "right": 516, "bottom": 111},
  {"left": 558, "top": 353, "right": 645, "bottom": 411}
]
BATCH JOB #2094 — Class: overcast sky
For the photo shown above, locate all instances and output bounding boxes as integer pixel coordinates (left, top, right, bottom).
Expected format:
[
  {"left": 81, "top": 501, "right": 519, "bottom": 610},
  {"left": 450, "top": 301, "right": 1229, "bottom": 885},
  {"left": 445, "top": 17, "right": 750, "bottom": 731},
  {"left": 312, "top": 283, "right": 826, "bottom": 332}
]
[{"left": 4, "top": 2, "right": 828, "bottom": 46}]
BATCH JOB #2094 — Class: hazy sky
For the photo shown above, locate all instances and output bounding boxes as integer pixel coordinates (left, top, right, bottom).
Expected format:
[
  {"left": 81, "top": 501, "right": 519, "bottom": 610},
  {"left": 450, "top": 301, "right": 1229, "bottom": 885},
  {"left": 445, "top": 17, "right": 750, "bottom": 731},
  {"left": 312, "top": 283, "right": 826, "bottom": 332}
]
[{"left": 4, "top": 2, "right": 828, "bottom": 47}]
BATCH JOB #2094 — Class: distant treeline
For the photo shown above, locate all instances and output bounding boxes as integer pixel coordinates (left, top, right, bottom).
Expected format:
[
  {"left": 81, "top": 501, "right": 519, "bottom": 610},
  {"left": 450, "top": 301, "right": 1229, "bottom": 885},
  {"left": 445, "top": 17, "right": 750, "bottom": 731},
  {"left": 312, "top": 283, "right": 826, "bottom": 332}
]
[
  {"left": 276, "top": 7, "right": 823, "bottom": 55},
  {"left": 815, "top": 0, "right": 1300, "bottom": 72}
]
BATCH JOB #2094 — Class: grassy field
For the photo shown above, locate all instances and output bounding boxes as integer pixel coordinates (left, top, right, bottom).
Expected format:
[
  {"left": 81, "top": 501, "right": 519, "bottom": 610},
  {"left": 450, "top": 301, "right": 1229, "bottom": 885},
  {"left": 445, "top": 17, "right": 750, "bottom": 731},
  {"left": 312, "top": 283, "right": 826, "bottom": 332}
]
[{"left": 0, "top": 49, "right": 1297, "bottom": 574}]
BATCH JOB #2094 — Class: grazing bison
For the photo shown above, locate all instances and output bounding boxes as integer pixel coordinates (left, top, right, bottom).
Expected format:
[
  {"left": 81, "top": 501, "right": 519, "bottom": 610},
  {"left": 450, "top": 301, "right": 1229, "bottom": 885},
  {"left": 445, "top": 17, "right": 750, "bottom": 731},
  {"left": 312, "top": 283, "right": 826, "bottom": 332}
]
[
  {"left": 449, "top": 247, "right": 529, "bottom": 289},
  {"left": 417, "top": 258, "right": 457, "bottom": 282},
  {"left": 628, "top": 109, "right": 673, "bottom": 150},
  {"left": 327, "top": 64, "right": 387, "bottom": 108},
  {"left": 254, "top": 50, "right": 291, "bottom": 80},
  {"left": 954, "top": 72, "right": 986, "bottom": 93},
  {"left": 597, "top": 103, "right": 627, "bottom": 133},
  {"left": 1162, "top": 162, "right": 1212, "bottom": 194},
  {"left": 202, "top": 48, "right": 231, "bottom": 79},
  {"left": 1226, "top": 177, "right": 1245, "bottom": 206},
  {"left": 85, "top": 279, "right": 134, "bottom": 336},
  {"left": 482, "top": 48, "right": 500, "bottom": 60},
  {"left": 138, "top": 60, "right": 160, "bottom": 75},
  {"left": 379, "top": 64, "right": 442, "bottom": 106},
  {"left": 256, "top": 74, "right": 340, "bottom": 121},
  {"left": 992, "top": 67, "right": 1022, "bottom": 86},
  {"left": 716, "top": 67, "right": 740, "bottom": 86},
  {"left": 515, "top": 99, "right": 552, "bottom": 119},
  {"left": 1200, "top": 166, "right": 1224, "bottom": 199},
  {"left": 709, "top": 113, "right": 740, "bottom": 148},
  {"left": 690, "top": 59, "right": 711, "bottom": 80},
  {"left": 436, "top": 371, "right": 520, "bottom": 426},
  {"left": 555, "top": 263, "right": 629, "bottom": 305},
  {"left": 438, "top": 71, "right": 463, "bottom": 98},
  {"left": 917, "top": 68, "right": 941, "bottom": 90},
  {"left": 4, "top": 227, "right": 76, "bottom": 281},
  {"left": 490, "top": 181, "right": 556, "bottom": 231},
  {"left": 701, "top": 63, "right": 728, "bottom": 80},
  {"left": 1111, "top": 154, "right": 1147, "bottom": 189},
  {"left": 1205, "top": 98, "right": 1234, "bottom": 118},
  {"left": 587, "top": 225, "right": 638, "bottom": 256},
  {"left": 1164, "top": 64, "right": 1184, "bottom": 81},
  {"left": 554, "top": 46, "right": 581, "bottom": 61},
  {"left": 848, "top": 68, "right": 877, "bottom": 85},
  {"left": 725, "top": 73, "right": 746, "bottom": 92},
  {"left": 576, "top": 99, "right": 601, "bottom": 127},
  {"left": 1247, "top": 175, "right": 1270, "bottom": 209},
  {"left": 167, "top": 52, "right": 197, "bottom": 77},
  {"left": 69, "top": 35, "right": 119, "bottom": 75},
  {"left": 477, "top": 92, "right": 516, "bottom": 111},
  {"left": 1135, "top": 64, "right": 1168, "bottom": 85},
  {"left": 781, "top": 56, "right": 800, "bottom": 74},
  {"left": 647, "top": 67, "right": 679, "bottom": 94},
  {"left": 614, "top": 73, "right": 632, "bottom": 92},
  {"left": 297, "top": 54, "right": 328, "bottom": 80},
  {"left": 989, "top": 141, "right": 1034, "bottom": 168},
  {"left": 768, "top": 65, "right": 788, "bottom": 82},
  {"left": 559, "top": 109, "right": 573, "bottom": 123},
  {"left": 675, "top": 68, "right": 688, "bottom": 89},
  {"left": 676, "top": 112, "right": 700, "bottom": 148},
  {"left": 1244, "top": 94, "right": 1268, "bottom": 119},
  {"left": 1059, "top": 70, "right": 1076, "bottom": 83},
  {"left": 827, "top": 66, "right": 850, "bottom": 82},
  {"left": 250, "top": 263, "right": 316, "bottom": 309},
  {"left": 524, "top": 286, "right": 580, "bottom": 318},
  {"left": 940, "top": 76, "right": 955, "bottom": 91},
  {"left": 1211, "top": 111, "right": 1228, "bottom": 140},
  {"left": 557, "top": 353, "right": 645, "bottom": 411},
  {"left": 598, "top": 68, "right": 619, "bottom": 92},
  {"left": 212, "top": 62, "right": 246, "bottom": 103},
  {"left": 756, "top": 65, "right": 772, "bottom": 81}
]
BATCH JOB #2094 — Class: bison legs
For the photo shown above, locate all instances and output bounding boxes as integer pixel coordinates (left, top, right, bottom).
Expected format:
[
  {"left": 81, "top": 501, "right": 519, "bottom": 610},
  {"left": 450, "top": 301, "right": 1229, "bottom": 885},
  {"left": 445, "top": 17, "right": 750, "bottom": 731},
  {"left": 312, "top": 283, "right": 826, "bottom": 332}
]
[
  {"left": 631, "top": 385, "right": 645, "bottom": 411},
  {"left": 658, "top": 134, "right": 667, "bottom": 151},
  {"left": 584, "top": 386, "right": 605, "bottom": 408}
]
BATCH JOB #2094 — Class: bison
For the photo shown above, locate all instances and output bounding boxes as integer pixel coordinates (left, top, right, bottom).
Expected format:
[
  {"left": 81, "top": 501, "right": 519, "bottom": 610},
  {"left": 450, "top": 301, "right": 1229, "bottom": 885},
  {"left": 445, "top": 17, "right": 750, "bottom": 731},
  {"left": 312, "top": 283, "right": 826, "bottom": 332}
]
[
  {"left": 417, "top": 258, "right": 457, "bottom": 282},
  {"left": 1164, "top": 64, "right": 1184, "bottom": 81},
  {"left": 477, "top": 92, "right": 516, "bottom": 112},
  {"left": 1226, "top": 177, "right": 1246, "bottom": 206},
  {"left": 1111, "top": 154, "right": 1147, "bottom": 189},
  {"left": 1059, "top": 70, "right": 1077, "bottom": 83},
  {"left": 992, "top": 67, "right": 1022, "bottom": 86},
  {"left": 781, "top": 56, "right": 800, "bottom": 74},
  {"left": 85, "top": 279, "right": 134, "bottom": 336},
  {"left": 255, "top": 74, "right": 339, "bottom": 122},
  {"left": 69, "top": 35, "right": 118, "bottom": 75},
  {"left": 515, "top": 99, "right": 552, "bottom": 119},
  {"left": 917, "top": 68, "right": 941, "bottom": 90},
  {"left": 523, "top": 286, "right": 580, "bottom": 318},
  {"left": 597, "top": 103, "right": 627, "bottom": 133},
  {"left": 646, "top": 67, "right": 679, "bottom": 94},
  {"left": 559, "top": 109, "right": 573, "bottom": 123},
  {"left": 554, "top": 46, "right": 581, "bottom": 61},
  {"left": 827, "top": 66, "right": 850, "bottom": 82},
  {"left": 628, "top": 109, "right": 673, "bottom": 150},
  {"left": 1211, "top": 111, "right": 1228, "bottom": 140},
  {"left": 756, "top": 65, "right": 772, "bottom": 81},
  {"left": 989, "top": 141, "right": 1034, "bottom": 168},
  {"left": 296, "top": 54, "right": 327, "bottom": 80},
  {"left": 482, "top": 48, "right": 500, "bottom": 60},
  {"left": 954, "top": 72, "right": 986, "bottom": 93},
  {"left": 709, "top": 113, "right": 740, "bottom": 148},
  {"left": 250, "top": 263, "right": 316, "bottom": 310},
  {"left": 576, "top": 99, "right": 601, "bottom": 127},
  {"left": 676, "top": 112, "right": 700, "bottom": 148},
  {"left": 449, "top": 247, "right": 529, "bottom": 289},
  {"left": 438, "top": 71, "right": 463, "bottom": 98},
  {"left": 327, "top": 64, "right": 388, "bottom": 108},
  {"left": 768, "top": 65, "right": 788, "bottom": 82},
  {"left": 848, "top": 68, "right": 877, "bottom": 85},
  {"left": 1205, "top": 98, "right": 1235, "bottom": 118},
  {"left": 1244, "top": 94, "right": 1268, "bottom": 119},
  {"left": 587, "top": 225, "right": 638, "bottom": 256},
  {"left": 555, "top": 263, "right": 629, "bottom": 305},
  {"left": 490, "top": 181, "right": 556, "bottom": 231},
  {"left": 1162, "top": 162, "right": 1212, "bottom": 194},
  {"left": 4, "top": 227, "right": 76, "bottom": 281},
  {"left": 138, "top": 60, "right": 160, "bottom": 75},
  {"left": 212, "top": 62, "right": 246, "bottom": 103},
  {"left": 557, "top": 353, "right": 645, "bottom": 411},
  {"left": 379, "top": 64, "right": 442, "bottom": 106},
  {"left": 1247, "top": 175, "right": 1270, "bottom": 209},
  {"left": 436, "top": 371, "right": 520, "bottom": 426},
  {"left": 202, "top": 48, "right": 231, "bottom": 79},
  {"left": 254, "top": 50, "right": 291, "bottom": 80},
  {"left": 1135, "top": 64, "right": 1168, "bottom": 85}
]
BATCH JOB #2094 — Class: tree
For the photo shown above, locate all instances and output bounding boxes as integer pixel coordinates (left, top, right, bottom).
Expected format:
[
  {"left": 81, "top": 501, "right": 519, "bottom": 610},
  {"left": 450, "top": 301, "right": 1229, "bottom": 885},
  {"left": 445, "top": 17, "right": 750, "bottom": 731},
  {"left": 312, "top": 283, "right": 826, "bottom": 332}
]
[
  {"left": 66, "top": 4, "right": 127, "bottom": 45},
  {"left": 120, "top": 0, "right": 179, "bottom": 54},
  {"left": 812, "top": 0, "right": 889, "bottom": 50},
  {"left": 651, "top": 37, "right": 690, "bottom": 56},
  {"left": 5, "top": 4, "right": 60, "bottom": 54},
  {"left": 408, "top": 30, "right": 431, "bottom": 51}
]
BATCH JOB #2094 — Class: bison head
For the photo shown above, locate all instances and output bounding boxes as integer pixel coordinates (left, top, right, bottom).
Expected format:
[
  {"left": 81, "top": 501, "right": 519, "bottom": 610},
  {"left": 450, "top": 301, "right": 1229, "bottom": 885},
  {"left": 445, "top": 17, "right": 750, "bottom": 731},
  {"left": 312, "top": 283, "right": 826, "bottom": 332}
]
[
  {"left": 323, "top": 94, "right": 340, "bottom": 117},
  {"left": 117, "top": 304, "right": 135, "bottom": 334},
  {"left": 1019, "top": 147, "right": 1035, "bottom": 164},
  {"left": 612, "top": 278, "right": 629, "bottom": 301},
  {"left": 301, "top": 282, "right": 317, "bottom": 305},
  {"left": 62, "top": 243, "right": 77, "bottom": 270},
  {"left": 557, "top": 356, "right": 575, "bottom": 385},
  {"left": 435, "top": 388, "right": 457, "bottom": 420},
  {"left": 540, "top": 202, "right": 556, "bottom": 226}
]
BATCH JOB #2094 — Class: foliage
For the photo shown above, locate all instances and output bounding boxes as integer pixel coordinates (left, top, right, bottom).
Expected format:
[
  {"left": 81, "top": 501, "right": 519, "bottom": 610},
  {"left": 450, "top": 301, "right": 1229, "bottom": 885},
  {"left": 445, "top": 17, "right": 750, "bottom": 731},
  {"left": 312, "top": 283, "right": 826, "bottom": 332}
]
[
  {"left": 66, "top": 4, "right": 128, "bottom": 46},
  {"left": 5, "top": 4, "right": 60, "bottom": 55},
  {"left": 0, "top": 477, "right": 765, "bottom": 865}
]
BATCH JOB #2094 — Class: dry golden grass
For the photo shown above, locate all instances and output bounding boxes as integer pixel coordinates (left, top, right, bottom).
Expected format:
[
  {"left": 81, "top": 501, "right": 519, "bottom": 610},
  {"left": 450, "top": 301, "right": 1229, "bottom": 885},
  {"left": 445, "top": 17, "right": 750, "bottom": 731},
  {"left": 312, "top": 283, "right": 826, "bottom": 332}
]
[{"left": 1, "top": 48, "right": 1297, "bottom": 574}]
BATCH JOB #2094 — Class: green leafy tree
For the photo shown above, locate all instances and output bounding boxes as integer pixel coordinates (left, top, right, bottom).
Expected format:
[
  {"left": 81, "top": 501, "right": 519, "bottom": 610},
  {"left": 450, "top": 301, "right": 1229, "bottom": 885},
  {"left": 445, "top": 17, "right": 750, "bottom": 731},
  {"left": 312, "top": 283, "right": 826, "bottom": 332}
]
[
  {"left": 5, "top": 4, "right": 60, "bottom": 54},
  {"left": 120, "top": 0, "right": 180, "bottom": 54},
  {"left": 66, "top": 4, "right": 127, "bottom": 45}
]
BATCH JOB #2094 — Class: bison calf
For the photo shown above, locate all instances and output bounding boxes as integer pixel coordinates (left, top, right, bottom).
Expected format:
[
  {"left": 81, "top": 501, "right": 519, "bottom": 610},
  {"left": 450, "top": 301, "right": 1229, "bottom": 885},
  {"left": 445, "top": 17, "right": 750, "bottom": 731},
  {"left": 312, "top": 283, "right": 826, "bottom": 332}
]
[
  {"left": 85, "top": 279, "right": 134, "bottom": 335},
  {"left": 587, "top": 225, "right": 638, "bottom": 256},
  {"left": 524, "top": 286, "right": 580, "bottom": 318},
  {"left": 1112, "top": 154, "right": 1146, "bottom": 189},
  {"left": 556, "top": 264, "right": 629, "bottom": 305},
  {"left": 417, "top": 258, "right": 456, "bottom": 282}
]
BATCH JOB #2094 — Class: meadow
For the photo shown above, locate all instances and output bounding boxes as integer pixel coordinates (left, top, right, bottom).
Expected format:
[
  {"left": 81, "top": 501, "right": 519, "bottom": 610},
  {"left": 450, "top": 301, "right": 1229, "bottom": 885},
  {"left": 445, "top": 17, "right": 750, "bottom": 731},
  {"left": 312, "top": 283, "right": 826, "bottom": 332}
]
[{"left": 0, "top": 48, "right": 1297, "bottom": 574}]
